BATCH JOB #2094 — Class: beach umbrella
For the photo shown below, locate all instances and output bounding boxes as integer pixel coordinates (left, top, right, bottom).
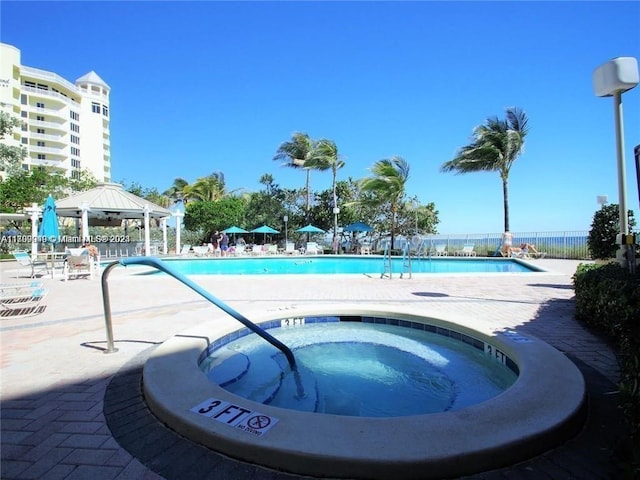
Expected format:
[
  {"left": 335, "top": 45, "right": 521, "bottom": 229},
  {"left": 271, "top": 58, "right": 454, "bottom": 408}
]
[
  {"left": 343, "top": 221, "right": 373, "bottom": 232},
  {"left": 38, "top": 195, "right": 60, "bottom": 275},
  {"left": 223, "top": 225, "right": 249, "bottom": 243},
  {"left": 251, "top": 225, "right": 279, "bottom": 243},
  {"left": 223, "top": 226, "right": 249, "bottom": 234},
  {"left": 296, "top": 224, "right": 325, "bottom": 234}
]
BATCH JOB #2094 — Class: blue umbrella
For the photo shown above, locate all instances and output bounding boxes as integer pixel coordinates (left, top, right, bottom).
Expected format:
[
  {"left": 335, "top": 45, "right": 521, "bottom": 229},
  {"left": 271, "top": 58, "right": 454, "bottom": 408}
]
[
  {"left": 224, "top": 226, "right": 249, "bottom": 234},
  {"left": 38, "top": 195, "right": 60, "bottom": 244},
  {"left": 251, "top": 225, "right": 279, "bottom": 243},
  {"left": 296, "top": 224, "right": 325, "bottom": 234},
  {"left": 343, "top": 221, "right": 373, "bottom": 232},
  {"left": 38, "top": 195, "right": 60, "bottom": 275},
  {"left": 223, "top": 225, "right": 249, "bottom": 243}
]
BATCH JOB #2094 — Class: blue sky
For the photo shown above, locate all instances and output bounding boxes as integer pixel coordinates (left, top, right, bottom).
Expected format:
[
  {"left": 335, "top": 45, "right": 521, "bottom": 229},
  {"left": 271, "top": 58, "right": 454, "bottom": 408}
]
[{"left": 2, "top": 1, "right": 639, "bottom": 234}]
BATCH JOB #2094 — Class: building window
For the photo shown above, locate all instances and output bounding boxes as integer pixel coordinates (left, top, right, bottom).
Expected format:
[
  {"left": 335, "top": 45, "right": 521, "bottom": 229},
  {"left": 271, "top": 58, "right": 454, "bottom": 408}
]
[
  {"left": 36, "top": 115, "right": 44, "bottom": 121},
  {"left": 92, "top": 102, "right": 100, "bottom": 114},
  {"left": 36, "top": 102, "right": 45, "bottom": 108},
  {"left": 37, "top": 154, "right": 46, "bottom": 160},
  {"left": 37, "top": 128, "right": 45, "bottom": 134},
  {"left": 37, "top": 141, "right": 45, "bottom": 147},
  {"left": 21, "top": 124, "right": 27, "bottom": 131},
  {"left": 20, "top": 94, "right": 27, "bottom": 105},
  {"left": 21, "top": 137, "right": 27, "bottom": 144},
  {"left": 70, "top": 111, "right": 79, "bottom": 121},
  {"left": 102, "top": 105, "right": 109, "bottom": 117},
  {"left": 70, "top": 123, "right": 80, "bottom": 133},
  {"left": 37, "top": 83, "right": 48, "bottom": 90},
  {"left": 70, "top": 135, "right": 79, "bottom": 144},
  {"left": 24, "top": 81, "right": 35, "bottom": 88},
  {"left": 21, "top": 111, "right": 27, "bottom": 118},
  {"left": 71, "top": 147, "right": 80, "bottom": 157}
]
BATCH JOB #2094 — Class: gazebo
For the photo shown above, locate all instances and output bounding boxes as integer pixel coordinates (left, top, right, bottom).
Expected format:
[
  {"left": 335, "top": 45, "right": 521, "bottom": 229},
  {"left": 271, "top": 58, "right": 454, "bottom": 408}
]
[{"left": 55, "top": 183, "right": 172, "bottom": 256}]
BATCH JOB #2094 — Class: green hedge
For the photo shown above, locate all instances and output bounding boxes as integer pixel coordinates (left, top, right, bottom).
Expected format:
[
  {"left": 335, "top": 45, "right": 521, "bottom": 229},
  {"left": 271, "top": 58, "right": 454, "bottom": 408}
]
[{"left": 573, "top": 262, "right": 640, "bottom": 476}]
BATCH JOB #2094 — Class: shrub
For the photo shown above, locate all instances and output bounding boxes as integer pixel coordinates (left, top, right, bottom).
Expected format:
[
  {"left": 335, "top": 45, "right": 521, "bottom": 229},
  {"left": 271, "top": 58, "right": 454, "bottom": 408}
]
[
  {"left": 573, "top": 262, "right": 640, "bottom": 476},
  {"left": 587, "top": 204, "right": 635, "bottom": 260}
]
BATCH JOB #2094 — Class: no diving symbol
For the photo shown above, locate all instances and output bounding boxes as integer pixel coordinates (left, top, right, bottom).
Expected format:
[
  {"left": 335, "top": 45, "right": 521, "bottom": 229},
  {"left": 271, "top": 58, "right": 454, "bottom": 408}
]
[{"left": 247, "top": 414, "right": 271, "bottom": 430}]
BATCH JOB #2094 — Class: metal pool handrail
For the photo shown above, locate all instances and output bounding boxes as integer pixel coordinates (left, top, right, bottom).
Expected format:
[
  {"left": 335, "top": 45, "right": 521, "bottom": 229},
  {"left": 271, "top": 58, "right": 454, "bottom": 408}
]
[{"left": 100, "top": 256, "right": 298, "bottom": 373}]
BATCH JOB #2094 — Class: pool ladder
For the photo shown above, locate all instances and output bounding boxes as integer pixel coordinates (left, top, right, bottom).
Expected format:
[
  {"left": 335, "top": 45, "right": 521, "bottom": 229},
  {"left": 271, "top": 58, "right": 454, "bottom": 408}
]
[
  {"left": 380, "top": 244, "right": 413, "bottom": 279},
  {"left": 100, "top": 257, "right": 300, "bottom": 377}
]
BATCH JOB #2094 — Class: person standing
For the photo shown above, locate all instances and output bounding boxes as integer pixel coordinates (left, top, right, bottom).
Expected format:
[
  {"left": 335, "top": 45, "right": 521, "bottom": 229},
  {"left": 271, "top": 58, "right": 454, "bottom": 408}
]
[{"left": 220, "top": 232, "right": 229, "bottom": 257}]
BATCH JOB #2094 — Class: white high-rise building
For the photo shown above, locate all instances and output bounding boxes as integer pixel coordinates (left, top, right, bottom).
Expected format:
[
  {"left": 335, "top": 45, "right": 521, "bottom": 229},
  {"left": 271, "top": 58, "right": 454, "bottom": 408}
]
[{"left": 0, "top": 42, "right": 111, "bottom": 182}]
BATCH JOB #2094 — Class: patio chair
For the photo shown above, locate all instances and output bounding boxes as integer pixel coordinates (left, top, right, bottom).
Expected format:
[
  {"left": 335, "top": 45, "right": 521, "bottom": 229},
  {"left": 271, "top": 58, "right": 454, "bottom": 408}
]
[
  {"left": 192, "top": 245, "right": 210, "bottom": 257},
  {"left": 433, "top": 244, "right": 448, "bottom": 256},
  {"left": 306, "top": 242, "right": 320, "bottom": 255},
  {"left": 179, "top": 244, "right": 192, "bottom": 255},
  {"left": 63, "top": 254, "right": 95, "bottom": 281},
  {"left": 454, "top": 244, "right": 477, "bottom": 257},
  {"left": 0, "top": 281, "right": 48, "bottom": 318},
  {"left": 11, "top": 251, "right": 49, "bottom": 278},
  {"left": 284, "top": 242, "right": 299, "bottom": 255}
]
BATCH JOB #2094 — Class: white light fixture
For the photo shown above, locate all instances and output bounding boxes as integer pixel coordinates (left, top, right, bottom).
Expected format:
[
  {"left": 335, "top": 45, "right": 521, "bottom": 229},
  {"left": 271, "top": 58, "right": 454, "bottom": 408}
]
[{"left": 593, "top": 57, "right": 638, "bottom": 265}]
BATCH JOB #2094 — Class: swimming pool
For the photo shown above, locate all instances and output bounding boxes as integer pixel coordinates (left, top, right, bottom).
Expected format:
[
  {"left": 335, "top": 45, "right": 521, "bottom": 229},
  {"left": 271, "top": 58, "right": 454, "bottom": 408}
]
[{"left": 154, "top": 256, "right": 540, "bottom": 275}]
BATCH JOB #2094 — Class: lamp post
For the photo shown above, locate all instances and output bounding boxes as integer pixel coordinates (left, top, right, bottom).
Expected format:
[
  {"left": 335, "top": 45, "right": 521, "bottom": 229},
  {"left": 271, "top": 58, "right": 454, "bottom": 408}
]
[
  {"left": 333, "top": 207, "right": 340, "bottom": 254},
  {"left": 593, "top": 56, "right": 639, "bottom": 267},
  {"left": 283, "top": 215, "right": 288, "bottom": 246}
]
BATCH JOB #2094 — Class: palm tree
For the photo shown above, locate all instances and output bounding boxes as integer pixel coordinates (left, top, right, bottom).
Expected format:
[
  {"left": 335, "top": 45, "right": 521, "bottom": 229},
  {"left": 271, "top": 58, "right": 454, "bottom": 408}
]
[
  {"left": 440, "top": 107, "right": 529, "bottom": 232},
  {"left": 307, "top": 139, "right": 345, "bottom": 252},
  {"left": 273, "top": 132, "right": 315, "bottom": 220},
  {"left": 163, "top": 177, "right": 189, "bottom": 203},
  {"left": 360, "top": 156, "right": 410, "bottom": 250},
  {"left": 184, "top": 172, "right": 226, "bottom": 202}
]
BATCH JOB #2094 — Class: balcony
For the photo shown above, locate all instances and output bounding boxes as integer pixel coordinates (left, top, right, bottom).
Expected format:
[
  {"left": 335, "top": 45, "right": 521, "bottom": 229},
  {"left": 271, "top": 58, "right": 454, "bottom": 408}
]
[
  {"left": 30, "top": 132, "right": 64, "bottom": 143},
  {"left": 30, "top": 145, "right": 64, "bottom": 155},
  {"left": 22, "top": 85, "right": 79, "bottom": 106},
  {"left": 28, "top": 105, "right": 62, "bottom": 117},
  {"left": 30, "top": 119, "right": 66, "bottom": 131}
]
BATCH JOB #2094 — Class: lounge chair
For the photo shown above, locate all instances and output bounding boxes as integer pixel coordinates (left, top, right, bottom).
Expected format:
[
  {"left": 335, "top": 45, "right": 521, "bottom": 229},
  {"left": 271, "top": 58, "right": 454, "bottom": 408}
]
[
  {"left": 192, "top": 245, "right": 210, "bottom": 257},
  {"left": 232, "top": 244, "right": 246, "bottom": 256},
  {"left": 63, "top": 255, "right": 95, "bottom": 281},
  {"left": 267, "top": 244, "right": 278, "bottom": 255},
  {"left": 455, "top": 244, "right": 476, "bottom": 257},
  {"left": 11, "top": 251, "right": 49, "bottom": 278},
  {"left": 306, "top": 242, "right": 320, "bottom": 255},
  {"left": 359, "top": 245, "right": 371, "bottom": 255},
  {"left": 0, "top": 281, "right": 48, "bottom": 318},
  {"left": 179, "top": 244, "right": 192, "bottom": 255},
  {"left": 433, "top": 244, "right": 448, "bottom": 256},
  {"left": 284, "top": 242, "right": 299, "bottom": 255}
]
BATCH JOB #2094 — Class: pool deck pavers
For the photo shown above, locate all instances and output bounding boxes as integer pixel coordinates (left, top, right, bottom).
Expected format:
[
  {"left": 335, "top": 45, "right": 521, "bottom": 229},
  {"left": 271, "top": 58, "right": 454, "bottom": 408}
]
[{"left": 0, "top": 258, "right": 629, "bottom": 479}]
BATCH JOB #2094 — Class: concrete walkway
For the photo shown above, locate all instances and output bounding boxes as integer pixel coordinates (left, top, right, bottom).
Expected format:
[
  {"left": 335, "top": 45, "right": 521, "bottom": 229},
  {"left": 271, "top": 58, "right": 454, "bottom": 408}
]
[{"left": 0, "top": 258, "right": 627, "bottom": 479}]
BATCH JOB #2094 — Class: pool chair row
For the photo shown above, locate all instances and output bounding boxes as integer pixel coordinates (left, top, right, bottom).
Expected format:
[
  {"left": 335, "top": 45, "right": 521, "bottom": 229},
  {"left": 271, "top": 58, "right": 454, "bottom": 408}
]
[{"left": 0, "top": 281, "right": 47, "bottom": 318}]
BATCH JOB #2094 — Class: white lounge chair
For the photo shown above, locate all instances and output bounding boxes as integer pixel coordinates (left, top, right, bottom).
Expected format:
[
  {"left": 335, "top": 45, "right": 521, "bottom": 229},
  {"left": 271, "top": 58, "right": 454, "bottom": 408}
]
[
  {"left": 192, "top": 246, "right": 210, "bottom": 257},
  {"left": 433, "top": 244, "right": 448, "bottom": 256},
  {"left": 0, "top": 281, "right": 48, "bottom": 318},
  {"left": 284, "top": 242, "right": 299, "bottom": 255},
  {"left": 455, "top": 244, "right": 476, "bottom": 257},
  {"left": 179, "top": 244, "right": 192, "bottom": 255},
  {"left": 306, "top": 242, "right": 320, "bottom": 255},
  {"left": 11, "top": 251, "right": 49, "bottom": 278}
]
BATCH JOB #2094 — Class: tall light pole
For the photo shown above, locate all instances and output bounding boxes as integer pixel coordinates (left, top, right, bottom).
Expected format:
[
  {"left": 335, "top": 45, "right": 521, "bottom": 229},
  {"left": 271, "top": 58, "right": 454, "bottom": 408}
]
[
  {"left": 593, "top": 56, "right": 638, "bottom": 266},
  {"left": 283, "top": 215, "right": 288, "bottom": 246},
  {"left": 333, "top": 207, "right": 340, "bottom": 254}
]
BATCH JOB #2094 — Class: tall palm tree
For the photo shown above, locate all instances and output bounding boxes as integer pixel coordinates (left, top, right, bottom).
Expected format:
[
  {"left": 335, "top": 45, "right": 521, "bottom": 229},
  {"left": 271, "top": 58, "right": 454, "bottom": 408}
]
[
  {"left": 360, "top": 156, "right": 410, "bottom": 250},
  {"left": 163, "top": 177, "right": 189, "bottom": 203},
  {"left": 307, "top": 139, "right": 345, "bottom": 252},
  {"left": 440, "top": 107, "right": 529, "bottom": 232},
  {"left": 273, "top": 132, "right": 315, "bottom": 220},
  {"left": 184, "top": 172, "right": 226, "bottom": 202}
]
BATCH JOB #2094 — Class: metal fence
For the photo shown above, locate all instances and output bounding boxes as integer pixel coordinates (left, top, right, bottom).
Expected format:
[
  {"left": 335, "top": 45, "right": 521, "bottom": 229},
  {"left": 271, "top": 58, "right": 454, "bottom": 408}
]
[{"left": 374, "top": 231, "right": 591, "bottom": 260}]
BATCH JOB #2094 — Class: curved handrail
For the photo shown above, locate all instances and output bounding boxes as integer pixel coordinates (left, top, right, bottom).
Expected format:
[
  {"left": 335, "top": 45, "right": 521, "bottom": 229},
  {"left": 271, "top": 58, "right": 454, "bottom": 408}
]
[{"left": 100, "top": 256, "right": 298, "bottom": 372}]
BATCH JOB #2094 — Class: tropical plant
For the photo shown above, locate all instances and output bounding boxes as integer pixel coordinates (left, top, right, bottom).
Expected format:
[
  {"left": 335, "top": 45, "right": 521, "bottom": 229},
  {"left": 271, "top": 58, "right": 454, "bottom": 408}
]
[
  {"left": 359, "top": 156, "right": 410, "bottom": 249},
  {"left": 0, "top": 111, "right": 27, "bottom": 176},
  {"left": 184, "top": 172, "right": 226, "bottom": 202},
  {"left": 587, "top": 203, "right": 636, "bottom": 259},
  {"left": 306, "top": 138, "right": 345, "bottom": 252},
  {"left": 273, "top": 132, "right": 315, "bottom": 220},
  {"left": 441, "top": 107, "right": 529, "bottom": 232},
  {"left": 163, "top": 177, "right": 189, "bottom": 203}
]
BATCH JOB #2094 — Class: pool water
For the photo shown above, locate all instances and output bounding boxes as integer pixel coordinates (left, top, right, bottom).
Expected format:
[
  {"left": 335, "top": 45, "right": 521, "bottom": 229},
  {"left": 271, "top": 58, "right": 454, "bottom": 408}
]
[
  {"left": 200, "top": 322, "right": 518, "bottom": 417},
  {"left": 160, "top": 256, "right": 538, "bottom": 275}
]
